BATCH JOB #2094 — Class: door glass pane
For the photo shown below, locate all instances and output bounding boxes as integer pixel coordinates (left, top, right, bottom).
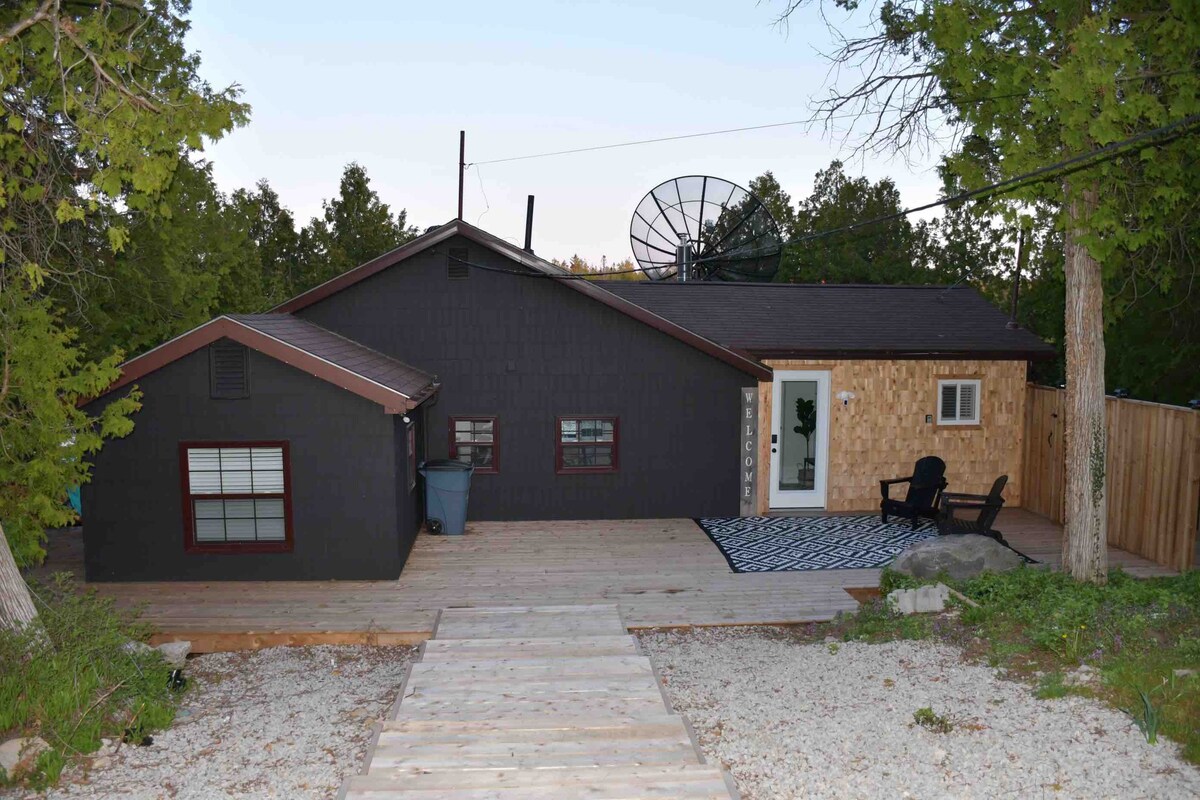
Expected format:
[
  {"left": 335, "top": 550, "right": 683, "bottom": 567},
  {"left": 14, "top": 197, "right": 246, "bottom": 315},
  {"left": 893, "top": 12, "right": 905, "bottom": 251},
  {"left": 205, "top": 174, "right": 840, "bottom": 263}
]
[{"left": 779, "top": 380, "right": 819, "bottom": 491}]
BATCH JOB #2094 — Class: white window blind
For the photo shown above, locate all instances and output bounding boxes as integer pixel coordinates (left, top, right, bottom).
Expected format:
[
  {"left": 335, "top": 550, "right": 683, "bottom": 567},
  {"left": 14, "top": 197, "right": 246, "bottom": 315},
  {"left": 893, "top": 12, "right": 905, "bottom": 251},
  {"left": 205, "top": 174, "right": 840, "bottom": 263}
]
[
  {"left": 937, "top": 380, "right": 981, "bottom": 425},
  {"left": 185, "top": 445, "right": 288, "bottom": 545}
]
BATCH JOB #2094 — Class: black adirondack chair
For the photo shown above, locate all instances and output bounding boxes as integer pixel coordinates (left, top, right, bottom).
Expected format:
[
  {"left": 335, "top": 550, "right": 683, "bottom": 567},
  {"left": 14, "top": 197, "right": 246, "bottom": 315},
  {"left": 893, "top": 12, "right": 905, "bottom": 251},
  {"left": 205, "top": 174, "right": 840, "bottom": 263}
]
[
  {"left": 937, "top": 475, "right": 1009, "bottom": 544},
  {"left": 880, "top": 456, "right": 948, "bottom": 529}
]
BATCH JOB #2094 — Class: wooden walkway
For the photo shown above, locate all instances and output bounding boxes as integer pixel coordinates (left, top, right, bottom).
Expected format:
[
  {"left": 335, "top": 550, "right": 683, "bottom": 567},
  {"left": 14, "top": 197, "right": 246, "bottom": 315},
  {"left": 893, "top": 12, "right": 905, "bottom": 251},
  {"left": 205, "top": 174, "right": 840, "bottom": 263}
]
[
  {"left": 340, "top": 604, "right": 736, "bottom": 799},
  {"left": 37, "top": 509, "right": 1176, "bottom": 651}
]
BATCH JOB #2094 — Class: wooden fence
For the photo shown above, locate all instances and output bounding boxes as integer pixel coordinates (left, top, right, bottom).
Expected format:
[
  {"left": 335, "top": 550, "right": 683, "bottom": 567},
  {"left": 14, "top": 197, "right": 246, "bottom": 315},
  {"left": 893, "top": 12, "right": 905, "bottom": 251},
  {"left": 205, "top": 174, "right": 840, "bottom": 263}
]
[{"left": 1023, "top": 384, "right": 1200, "bottom": 572}]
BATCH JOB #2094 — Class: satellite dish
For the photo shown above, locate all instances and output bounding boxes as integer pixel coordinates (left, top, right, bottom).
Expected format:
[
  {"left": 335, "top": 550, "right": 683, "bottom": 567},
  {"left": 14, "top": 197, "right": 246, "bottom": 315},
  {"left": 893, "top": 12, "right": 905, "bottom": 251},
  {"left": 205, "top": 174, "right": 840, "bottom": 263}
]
[{"left": 629, "top": 176, "right": 782, "bottom": 281}]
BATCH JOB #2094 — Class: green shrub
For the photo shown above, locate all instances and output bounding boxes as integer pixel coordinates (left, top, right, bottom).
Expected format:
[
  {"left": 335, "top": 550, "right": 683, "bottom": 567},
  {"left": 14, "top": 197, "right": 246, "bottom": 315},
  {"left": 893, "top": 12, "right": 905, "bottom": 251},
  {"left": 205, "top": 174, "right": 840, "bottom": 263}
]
[
  {"left": 0, "top": 575, "right": 178, "bottom": 787},
  {"left": 912, "top": 706, "right": 954, "bottom": 733}
]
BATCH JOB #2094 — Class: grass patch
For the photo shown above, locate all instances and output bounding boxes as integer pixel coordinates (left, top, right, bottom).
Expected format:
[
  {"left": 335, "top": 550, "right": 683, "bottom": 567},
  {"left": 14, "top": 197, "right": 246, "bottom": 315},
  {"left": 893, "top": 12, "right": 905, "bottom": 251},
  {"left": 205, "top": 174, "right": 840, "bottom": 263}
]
[
  {"left": 912, "top": 706, "right": 954, "bottom": 733},
  {"left": 0, "top": 574, "right": 180, "bottom": 787},
  {"left": 831, "top": 566, "right": 1200, "bottom": 762},
  {"left": 1035, "top": 671, "right": 1069, "bottom": 699}
]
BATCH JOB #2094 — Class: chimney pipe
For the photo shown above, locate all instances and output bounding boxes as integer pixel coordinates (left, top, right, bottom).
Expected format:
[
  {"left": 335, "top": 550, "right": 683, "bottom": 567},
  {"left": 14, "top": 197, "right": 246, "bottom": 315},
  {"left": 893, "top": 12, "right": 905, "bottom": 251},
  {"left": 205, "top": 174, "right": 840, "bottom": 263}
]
[{"left": 524, "top": 195, "right": 535, "bottom": 252}]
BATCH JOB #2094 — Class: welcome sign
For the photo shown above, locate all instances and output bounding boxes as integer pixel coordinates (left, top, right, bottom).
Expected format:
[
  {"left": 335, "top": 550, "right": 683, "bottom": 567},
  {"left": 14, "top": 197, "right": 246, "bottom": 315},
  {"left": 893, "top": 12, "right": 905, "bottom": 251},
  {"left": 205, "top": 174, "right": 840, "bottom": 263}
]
[{"left": 740, "top": 387, "right": 758, "bottom": 516}]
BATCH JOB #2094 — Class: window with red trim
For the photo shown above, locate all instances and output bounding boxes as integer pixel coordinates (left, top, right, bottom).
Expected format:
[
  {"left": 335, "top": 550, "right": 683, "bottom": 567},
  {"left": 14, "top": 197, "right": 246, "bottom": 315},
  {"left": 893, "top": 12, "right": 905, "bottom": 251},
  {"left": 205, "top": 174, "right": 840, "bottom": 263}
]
[
  {"left": 556, "top": 417, "right": 618, "bottom": 474},
  {"left": 449, "top": 417, "right": 497, "bottom": 473},
  {"left": 180, "top": 442, "right": 293, "bottom": 552}
]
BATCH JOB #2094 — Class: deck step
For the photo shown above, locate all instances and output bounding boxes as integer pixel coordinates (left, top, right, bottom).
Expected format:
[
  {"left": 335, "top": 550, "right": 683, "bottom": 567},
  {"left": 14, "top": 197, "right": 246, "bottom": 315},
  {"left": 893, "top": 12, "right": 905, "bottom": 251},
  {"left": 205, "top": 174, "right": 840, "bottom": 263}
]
[
  {"left": 404, "top": 673, "right": 663, "bottom": 697},
  {"left": 396, "top": 692, "right": 670, "bottom": 721},
  {"left": 421, "top": 635, "right": 640, "bottom": 661},
  {"left": 342, "top": 764, "right": 733, "bottom": 799},
  {"left": 381, "top": 715, "right": 692, "bottom": 736},
  {"left": 370, "top": 717, "right": 699, "bottom": 769},
  {"left": 407, "top": 655, "right": 654, "bottom": 679},
  {"left": 344, "top": 605, "right": 733, "bottom": 800},
  {"left": 434, "top": 604, "right": 626, "bottom": 640}
]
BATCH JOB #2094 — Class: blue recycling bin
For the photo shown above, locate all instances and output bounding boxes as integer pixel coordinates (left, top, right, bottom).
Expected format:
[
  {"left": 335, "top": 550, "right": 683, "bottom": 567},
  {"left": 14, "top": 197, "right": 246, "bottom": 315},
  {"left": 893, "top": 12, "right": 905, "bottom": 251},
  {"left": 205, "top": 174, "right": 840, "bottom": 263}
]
[{"left": 419, "top": 459, "right": 474, "bottom": 535}]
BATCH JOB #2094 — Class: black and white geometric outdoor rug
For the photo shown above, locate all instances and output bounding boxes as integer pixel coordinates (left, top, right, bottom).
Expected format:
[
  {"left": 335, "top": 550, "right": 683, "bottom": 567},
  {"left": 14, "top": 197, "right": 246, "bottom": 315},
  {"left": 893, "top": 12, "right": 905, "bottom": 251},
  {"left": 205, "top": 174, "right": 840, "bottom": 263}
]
[{"left": 695, "top": 515, "right": 1034, "bottom": 573}]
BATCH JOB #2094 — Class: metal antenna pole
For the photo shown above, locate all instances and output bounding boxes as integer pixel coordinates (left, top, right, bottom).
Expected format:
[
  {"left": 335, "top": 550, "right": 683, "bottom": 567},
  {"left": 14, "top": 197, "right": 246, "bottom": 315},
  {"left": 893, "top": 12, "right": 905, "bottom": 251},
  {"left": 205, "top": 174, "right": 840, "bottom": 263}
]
[{"left": 457, "top": 131, "right": 465, "bottom": 221}]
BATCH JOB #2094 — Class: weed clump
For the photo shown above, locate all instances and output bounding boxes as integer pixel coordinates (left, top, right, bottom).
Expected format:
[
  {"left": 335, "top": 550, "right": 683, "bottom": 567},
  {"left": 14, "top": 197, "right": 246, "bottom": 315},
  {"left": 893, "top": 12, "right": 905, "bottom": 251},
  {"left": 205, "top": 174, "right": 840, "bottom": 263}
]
[{"left": 0, "top": 575, "right": 179, "bottom": 787}]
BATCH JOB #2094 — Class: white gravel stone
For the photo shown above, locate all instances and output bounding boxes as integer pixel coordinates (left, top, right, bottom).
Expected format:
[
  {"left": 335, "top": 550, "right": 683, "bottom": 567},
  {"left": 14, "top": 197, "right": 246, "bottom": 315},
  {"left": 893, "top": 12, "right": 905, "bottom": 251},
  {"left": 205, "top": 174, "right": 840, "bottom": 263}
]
[
  {"left": 18, "top": 644, "right": 413, "bottom": 800},
  {"left": 639, "top": 627, "right": 1200, "bottom": 800}
]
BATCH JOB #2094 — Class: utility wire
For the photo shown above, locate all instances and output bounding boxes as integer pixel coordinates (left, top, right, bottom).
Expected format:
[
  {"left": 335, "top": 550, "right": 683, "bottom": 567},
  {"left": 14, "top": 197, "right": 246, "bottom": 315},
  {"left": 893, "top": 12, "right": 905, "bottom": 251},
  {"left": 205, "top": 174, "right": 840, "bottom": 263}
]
[
  {"left": 688, "top": 112, "right": 1200, "bottom": 267},
  {"left": 468, "top": 120, "right": 815, "bottom": 166},
  {"left": 466, "top": 90, "right": 1043, "bottom": 167},
  {"left": 447, "top": 114, "right": 1200, "bottom": 279}
]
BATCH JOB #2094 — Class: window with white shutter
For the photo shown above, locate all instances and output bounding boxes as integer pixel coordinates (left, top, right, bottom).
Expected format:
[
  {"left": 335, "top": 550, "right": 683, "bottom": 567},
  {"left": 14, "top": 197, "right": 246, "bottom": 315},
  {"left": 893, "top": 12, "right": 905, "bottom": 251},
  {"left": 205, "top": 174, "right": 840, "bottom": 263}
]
[
  {"left": 180, "top": 442, "right": 292, "bottom": 551},
  {"left": 936, "top": 380, "right": 981, "bottom": 425}
]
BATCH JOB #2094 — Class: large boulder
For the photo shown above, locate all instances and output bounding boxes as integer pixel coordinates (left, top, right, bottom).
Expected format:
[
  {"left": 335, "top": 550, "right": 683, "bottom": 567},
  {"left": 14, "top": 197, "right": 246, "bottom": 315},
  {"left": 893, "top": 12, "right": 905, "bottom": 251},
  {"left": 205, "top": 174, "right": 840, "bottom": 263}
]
[{"left": 891, "top": 534, "right": 1022, "bottom": 581}]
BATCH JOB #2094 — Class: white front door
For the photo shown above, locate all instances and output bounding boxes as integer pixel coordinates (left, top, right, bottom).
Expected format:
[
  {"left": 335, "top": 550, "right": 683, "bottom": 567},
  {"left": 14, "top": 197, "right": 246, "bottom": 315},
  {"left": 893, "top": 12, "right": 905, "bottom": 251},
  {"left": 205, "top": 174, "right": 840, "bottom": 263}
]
[{"left": 769, "top": 370, "right": 831, "bottom": 509}]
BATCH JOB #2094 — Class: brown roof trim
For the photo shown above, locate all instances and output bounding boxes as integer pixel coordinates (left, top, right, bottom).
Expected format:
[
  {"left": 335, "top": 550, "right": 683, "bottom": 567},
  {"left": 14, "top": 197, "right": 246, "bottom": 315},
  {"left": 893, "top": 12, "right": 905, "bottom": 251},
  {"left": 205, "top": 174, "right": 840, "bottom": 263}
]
[
  {"left": 271, "top": 219, "right": 771, "bottom": 380},
  {"left": 86, "top": 317, "right": 437, "bottom": 412},
  {"left": 748, "top": 348, "right": 1056, "bottom": 362}
]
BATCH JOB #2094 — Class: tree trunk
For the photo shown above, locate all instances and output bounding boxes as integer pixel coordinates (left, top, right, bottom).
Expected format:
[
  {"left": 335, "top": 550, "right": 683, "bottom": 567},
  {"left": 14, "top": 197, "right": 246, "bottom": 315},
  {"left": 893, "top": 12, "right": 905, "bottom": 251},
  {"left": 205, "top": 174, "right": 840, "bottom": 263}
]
[
  {"left": 1061, "top": 181, "right": 1109, "bottom": 584},
  {"left": 0, "top": 520, "right": 38, "bottom": 631}
]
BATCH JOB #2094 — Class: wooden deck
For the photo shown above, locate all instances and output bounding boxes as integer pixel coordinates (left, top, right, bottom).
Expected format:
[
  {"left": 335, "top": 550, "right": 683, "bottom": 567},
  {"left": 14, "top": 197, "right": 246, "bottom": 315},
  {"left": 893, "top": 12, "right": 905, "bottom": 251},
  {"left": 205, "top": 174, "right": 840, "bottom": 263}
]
[
  {"left": 38, "top": 509, "right": 1176, "bottom": 652},
  {"left": 341, "top": 604, "right": 735, "bottom": 799}
]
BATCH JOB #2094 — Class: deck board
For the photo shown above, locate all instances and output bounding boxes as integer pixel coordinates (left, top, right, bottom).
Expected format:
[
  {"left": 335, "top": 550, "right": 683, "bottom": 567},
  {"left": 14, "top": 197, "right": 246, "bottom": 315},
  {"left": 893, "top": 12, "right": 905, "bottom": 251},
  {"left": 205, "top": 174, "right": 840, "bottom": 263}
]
[{"left": 35, "top": 509, "right": 1176, "bottom": 650}]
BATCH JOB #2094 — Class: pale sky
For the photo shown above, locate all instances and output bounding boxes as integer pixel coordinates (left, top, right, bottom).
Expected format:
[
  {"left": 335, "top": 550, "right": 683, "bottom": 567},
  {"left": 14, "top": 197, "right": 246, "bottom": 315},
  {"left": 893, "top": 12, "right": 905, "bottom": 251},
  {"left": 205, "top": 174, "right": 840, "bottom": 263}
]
[{"left": 186, "top": 1, "right": 946, "bottom": 264}]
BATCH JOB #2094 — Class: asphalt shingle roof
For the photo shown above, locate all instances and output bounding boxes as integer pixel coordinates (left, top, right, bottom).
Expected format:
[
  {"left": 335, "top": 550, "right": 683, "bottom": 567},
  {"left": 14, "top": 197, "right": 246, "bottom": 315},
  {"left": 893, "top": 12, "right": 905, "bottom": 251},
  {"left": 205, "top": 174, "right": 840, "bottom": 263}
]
[
  {"left": 594, "top": 282, "right": 1054, "bottom": 359},
  {"left": 228, "top": 314, "right": 438, "bottom": 401}
]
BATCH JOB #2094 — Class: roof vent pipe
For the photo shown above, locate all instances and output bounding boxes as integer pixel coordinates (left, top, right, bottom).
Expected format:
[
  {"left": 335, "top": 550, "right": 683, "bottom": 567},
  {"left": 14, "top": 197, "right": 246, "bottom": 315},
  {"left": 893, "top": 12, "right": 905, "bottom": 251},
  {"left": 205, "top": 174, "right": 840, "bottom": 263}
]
[{"left": 524, "top": 195, "right": 535, "bottom": 252}]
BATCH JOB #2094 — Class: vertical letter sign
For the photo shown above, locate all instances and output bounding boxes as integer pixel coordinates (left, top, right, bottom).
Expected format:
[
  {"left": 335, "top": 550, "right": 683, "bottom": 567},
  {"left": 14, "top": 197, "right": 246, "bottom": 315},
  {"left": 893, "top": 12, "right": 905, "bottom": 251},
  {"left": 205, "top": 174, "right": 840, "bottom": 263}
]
[{"left": 740, "top": 387, "right": 758, "bottom": 516}]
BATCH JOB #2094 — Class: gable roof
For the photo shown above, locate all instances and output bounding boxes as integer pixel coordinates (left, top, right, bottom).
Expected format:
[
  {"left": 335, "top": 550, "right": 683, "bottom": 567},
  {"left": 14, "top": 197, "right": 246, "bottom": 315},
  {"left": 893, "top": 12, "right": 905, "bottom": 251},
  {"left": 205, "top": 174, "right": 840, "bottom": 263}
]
[
  {"left": 272, "top": 219, "right": 773, "bottom": 380},
  {"left": 89, "top": 314, "right": 438, "bottom": 412},
  {"left": 595, "top": 282, "right": 1055, "bottom": 360}
]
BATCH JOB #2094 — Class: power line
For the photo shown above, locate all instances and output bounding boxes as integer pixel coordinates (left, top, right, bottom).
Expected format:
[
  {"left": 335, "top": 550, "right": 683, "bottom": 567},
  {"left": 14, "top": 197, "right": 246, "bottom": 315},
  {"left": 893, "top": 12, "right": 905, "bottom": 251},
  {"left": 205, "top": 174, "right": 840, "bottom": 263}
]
[
  {"left": 467, "top": 120, "right": 815, "bottom": 166},
  {"left": 465, "top": 90, "right": 1045, "bottom": 167},
  {"left": 688, "top": 112, "right": 1200, "bottom": 267},
  {"left": 449, "top": 114, "right": 1200, "bottom": 278}
]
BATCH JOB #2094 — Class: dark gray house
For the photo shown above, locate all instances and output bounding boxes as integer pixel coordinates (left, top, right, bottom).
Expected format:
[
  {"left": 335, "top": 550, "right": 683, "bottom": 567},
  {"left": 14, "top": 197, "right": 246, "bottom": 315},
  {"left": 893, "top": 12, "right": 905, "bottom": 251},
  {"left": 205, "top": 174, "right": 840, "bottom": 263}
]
[{"left": 82, "top": 219, "right": 1051, "bottom": 581}]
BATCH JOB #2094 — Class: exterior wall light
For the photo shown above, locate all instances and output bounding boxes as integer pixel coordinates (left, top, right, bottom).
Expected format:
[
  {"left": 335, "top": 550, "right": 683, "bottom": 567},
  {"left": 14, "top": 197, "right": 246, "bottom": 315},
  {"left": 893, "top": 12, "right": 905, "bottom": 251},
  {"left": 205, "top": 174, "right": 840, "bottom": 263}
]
[{"left": 836, "top": 390, "right": 856, "bottom": 406}]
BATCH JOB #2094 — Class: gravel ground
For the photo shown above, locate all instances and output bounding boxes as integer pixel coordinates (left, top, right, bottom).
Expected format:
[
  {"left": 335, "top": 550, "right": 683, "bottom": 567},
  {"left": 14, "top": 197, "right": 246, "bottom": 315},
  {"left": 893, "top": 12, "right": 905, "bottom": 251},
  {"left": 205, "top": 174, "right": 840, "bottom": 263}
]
[
  {"left": 640, "top": 628, "right": 1200, "bottom": 800},
  {"left": 13, "top": 645, "right": 414, "bottom": 800}
]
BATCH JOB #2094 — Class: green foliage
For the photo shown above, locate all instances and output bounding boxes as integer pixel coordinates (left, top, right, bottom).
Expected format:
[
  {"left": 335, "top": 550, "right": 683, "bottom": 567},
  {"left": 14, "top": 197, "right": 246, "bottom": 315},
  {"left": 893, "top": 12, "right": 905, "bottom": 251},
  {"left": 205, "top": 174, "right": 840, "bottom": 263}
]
[
  {"left": 1126, "top": 688, "right": 1162, "bottom": 745},
  {"left": 73, "top": 160, "right": 268, "bottom": 357},
  {"left": 831, "top": 566, "right": 1199, "bottom": 759},
  {"left": 298, "top": 163, "right": 419, "bottom": 288},
  {"left": 553, "top": 254, "right": 646, "bottom": 281},
  {"left": 0, "top": 0, "right": 245, "bottom": 561},
  {"left": 0, "top": 286, "right": 140, "bottom": 564},
  {"left": 912, "top": 706, "right": 954, "bottom": 733},
  {"left": 836, "top": 596, "right": 934, "bottom": 642},
  {"left": 1035, "top": 672, "right": 1069, "bottom": 700},
  {"left": 229, "top": 179, "right": 304, "bottom": 305},
  {"left": 0, "top": 0, "right": 249, "bottom": 284},
  {"left": 0, "top": 575, "right": 178, "bottom": 787}
]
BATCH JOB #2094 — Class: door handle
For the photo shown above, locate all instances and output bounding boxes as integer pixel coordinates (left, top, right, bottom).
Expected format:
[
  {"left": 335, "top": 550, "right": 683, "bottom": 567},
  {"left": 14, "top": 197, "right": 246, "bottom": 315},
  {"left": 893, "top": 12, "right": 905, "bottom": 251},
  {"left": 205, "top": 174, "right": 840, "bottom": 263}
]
[{"left": 771, "top": 448, "right": 777, "bottom": 453}]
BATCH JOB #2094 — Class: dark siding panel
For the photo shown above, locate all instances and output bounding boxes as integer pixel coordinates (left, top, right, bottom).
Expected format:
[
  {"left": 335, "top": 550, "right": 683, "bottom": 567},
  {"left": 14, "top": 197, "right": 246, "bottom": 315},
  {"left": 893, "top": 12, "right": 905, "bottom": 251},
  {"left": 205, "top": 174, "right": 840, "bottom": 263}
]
[
  {"left": 298, "top": 235, "right": 746, "bottom": 520},
  {"left": 82, "top": 343, "right": 403, "bottom": 581}
]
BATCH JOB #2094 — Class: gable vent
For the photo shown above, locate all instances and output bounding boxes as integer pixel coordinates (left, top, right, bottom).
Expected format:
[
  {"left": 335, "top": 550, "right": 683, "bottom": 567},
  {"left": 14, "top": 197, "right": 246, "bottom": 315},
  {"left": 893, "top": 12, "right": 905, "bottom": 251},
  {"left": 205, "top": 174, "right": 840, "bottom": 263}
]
[
  {"left": 447, "top": 247, "right": 469, "bottom": 279},
  {"left": 209, "top": 341, "right": 250, "bottom": 399}
]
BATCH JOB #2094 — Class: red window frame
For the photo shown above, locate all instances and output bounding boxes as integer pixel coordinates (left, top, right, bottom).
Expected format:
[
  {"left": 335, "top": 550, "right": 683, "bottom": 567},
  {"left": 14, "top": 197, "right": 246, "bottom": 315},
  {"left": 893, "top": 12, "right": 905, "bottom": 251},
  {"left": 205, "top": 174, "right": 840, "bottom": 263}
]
[
  {"left": 555, "top": 416, "right": 619, "bottom": 475},
  {"left": 179, "top": 441, "right": 294, "bottom": 554},
  {"left": 448, "top": 416, "right": 499, "bottom": 474}
]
